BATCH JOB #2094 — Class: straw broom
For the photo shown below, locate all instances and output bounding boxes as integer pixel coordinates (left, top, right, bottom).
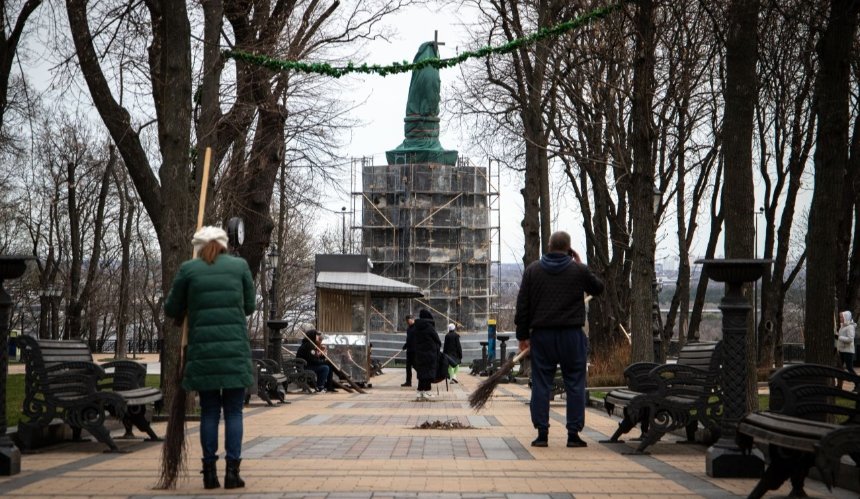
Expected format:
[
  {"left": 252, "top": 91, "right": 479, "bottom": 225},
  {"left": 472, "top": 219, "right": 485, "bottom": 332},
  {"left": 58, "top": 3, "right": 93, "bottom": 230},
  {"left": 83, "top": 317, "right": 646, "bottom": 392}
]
[
  {"left": 156, "top": 147, "right": 212, "bottom": 490},
  {"left": 469, "top": 347, "right": 529, "bottom": 410}
]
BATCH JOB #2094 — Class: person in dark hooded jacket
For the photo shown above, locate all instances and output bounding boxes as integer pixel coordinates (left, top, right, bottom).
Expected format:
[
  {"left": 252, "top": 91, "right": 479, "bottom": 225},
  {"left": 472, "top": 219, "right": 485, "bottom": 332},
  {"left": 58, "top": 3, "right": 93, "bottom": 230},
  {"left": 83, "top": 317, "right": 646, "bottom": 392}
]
[
  {"left": 515, "top": 231, "right": 603, "bottom": 448},
  {"left": 296, "top": 330, "right": 334, "bottom": 392},
  {"left": 413, "top": 309, "right": 442, "bottom": 400}
]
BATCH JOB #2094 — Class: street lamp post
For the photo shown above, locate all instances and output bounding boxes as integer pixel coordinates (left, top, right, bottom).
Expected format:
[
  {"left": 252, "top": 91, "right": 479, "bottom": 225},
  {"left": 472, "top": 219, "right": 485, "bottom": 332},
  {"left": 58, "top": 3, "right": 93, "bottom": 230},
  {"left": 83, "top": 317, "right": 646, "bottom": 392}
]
[
  {"left": 652, "top": 188, "right": 663, "bottom": 362},
  {"left": 341, "top": 206, "right": 347, "bottom": 254},
  {"left": 0, "top": 255, "right": 34, "bottom": 475},
  {"left": 267, "top": 248, "right": 281, "bottom": 362}
]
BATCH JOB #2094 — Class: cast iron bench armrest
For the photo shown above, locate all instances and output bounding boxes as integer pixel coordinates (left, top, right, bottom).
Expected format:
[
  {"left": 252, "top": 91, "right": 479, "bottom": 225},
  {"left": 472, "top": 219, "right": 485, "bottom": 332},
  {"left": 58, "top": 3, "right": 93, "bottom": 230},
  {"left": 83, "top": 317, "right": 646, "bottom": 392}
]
[{"left": 623, "top": 362, "right": 661, "bottom": 392}]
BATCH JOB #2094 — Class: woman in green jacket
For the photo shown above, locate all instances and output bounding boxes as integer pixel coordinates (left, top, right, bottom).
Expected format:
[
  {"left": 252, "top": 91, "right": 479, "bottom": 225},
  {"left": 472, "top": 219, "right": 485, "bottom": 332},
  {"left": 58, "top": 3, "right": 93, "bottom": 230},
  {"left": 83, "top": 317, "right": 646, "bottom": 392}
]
[{"left": 164, "top": 226, "right": 255, "bottom": 490}]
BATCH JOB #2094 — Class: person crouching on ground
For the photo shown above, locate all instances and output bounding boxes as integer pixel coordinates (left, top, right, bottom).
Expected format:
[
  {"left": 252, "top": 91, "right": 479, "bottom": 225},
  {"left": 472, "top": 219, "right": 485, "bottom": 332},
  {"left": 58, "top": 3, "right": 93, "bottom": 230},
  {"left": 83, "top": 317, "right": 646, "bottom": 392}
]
[
  {"left": 164, "top": 226, "right": 255, "bottom": 490},
  {"left": 444, "top": 323, "right": 462, "bottom": 383},
  {"left": 515, "top": 231, "right": 604, "bottom": 448},
  {"left": 413, "top": 309, "right": 442, "bottom": 400},
  {"left": 297, "top": 330, "right": 335, "bottom": 392}
]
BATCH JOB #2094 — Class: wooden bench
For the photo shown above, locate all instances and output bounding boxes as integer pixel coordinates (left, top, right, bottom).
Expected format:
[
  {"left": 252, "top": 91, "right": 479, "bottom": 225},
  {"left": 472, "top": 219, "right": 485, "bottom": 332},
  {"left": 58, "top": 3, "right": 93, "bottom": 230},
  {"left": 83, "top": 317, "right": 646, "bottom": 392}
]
[
  {"left": 737, "top": 363, "right": 860, "bottom": 498},
  {"left": 15, "top": 337, "right": 162, "bottom": 452},
  {"left": 602, "top": 341, "right": 722, "bottom": 453}
]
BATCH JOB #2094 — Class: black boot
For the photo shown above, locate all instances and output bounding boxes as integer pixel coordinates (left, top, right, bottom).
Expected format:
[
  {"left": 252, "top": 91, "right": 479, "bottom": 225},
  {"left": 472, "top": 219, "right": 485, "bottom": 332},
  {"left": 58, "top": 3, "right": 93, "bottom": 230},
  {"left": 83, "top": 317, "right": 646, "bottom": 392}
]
[
  {"left": 531, "top": 429, "right": 548, "bottom": 447},
  {"left": 201, "top": 459, "right": 220, "bottom": 489},
  {"left": 224, "top": 458, "right": 245, "bottom": 489},
  {"left": 567, "top": 432, "right": 587, "bottom": 448}
]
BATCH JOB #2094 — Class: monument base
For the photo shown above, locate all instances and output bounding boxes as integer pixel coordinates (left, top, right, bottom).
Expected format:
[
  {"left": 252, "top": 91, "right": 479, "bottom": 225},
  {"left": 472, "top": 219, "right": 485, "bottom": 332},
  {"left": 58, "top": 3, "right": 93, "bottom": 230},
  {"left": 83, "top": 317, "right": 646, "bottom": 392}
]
[
  {"left": 706, "top": 439, "right": 765, "bottom": 478},
  {"left": 386, "top": 149, "right": 458, "bottom": 166},
  {"left": 0, "top": 437, "right": 21, "bottom": 475}
]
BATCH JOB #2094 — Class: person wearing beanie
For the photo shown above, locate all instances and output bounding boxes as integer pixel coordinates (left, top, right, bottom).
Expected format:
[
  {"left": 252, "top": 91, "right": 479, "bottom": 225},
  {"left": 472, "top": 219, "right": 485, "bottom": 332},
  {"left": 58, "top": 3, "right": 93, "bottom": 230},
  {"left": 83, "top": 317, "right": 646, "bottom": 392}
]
[
  {"left": 443, "top": 323, "right": 462, "bottom": 383},
  {"left": 164, "top": 226, "right": 255, "bottom": 490},
  {"left": 837, "top": 311, "right": 856, "bottom": 376},
  {"left": 413, "top": 309, "right": 442, "bottom": 400}
]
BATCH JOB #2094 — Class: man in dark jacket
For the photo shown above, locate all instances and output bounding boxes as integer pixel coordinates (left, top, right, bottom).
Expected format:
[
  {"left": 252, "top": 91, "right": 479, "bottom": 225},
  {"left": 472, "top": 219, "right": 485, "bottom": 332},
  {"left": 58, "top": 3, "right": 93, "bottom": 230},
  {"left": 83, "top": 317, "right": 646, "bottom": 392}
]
[
  {"left": 515, "top": 231, "right": 604, "bottom": 448},
  {"left": 413, "top": 309, "right": 442, "bottom": 400},
  {"left": 401, "top": 314, "right": 416, "bottom": 387}
]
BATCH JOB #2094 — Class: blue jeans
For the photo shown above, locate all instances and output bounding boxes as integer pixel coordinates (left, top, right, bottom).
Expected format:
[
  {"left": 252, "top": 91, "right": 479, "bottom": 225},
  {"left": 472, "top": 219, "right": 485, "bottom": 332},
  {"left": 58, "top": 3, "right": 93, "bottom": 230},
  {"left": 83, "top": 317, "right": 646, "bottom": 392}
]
[
  {"left": 199, "top": 388, "right": 245, "bottom": 462},
  {"left": 308, "top": 364, "right": 330, "bottom": 390},
  {"left": 529, "top": 327, "right": 588, "bottom": 433}
]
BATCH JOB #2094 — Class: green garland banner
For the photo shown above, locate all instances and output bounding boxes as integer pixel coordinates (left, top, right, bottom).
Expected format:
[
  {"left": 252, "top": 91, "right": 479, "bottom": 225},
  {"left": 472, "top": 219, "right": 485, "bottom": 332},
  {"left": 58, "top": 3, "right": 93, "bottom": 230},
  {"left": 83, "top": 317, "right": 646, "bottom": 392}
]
[{"left": 223, "top": 2, "right": 627, "bottom": 78}]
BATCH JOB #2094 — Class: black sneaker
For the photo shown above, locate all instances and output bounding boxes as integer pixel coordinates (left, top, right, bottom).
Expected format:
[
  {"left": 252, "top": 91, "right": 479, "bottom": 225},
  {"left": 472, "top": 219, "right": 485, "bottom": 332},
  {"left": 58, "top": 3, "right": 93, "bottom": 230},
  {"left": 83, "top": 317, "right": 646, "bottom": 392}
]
[
  {"left": 401, "top": 382, "right": 412, "bottom": 387},
  {"left": 567, "top": 433, "right": 587, "bottom": 448},
  {"left": 451, "top": 379, "right": 459, "bottom": 384}
]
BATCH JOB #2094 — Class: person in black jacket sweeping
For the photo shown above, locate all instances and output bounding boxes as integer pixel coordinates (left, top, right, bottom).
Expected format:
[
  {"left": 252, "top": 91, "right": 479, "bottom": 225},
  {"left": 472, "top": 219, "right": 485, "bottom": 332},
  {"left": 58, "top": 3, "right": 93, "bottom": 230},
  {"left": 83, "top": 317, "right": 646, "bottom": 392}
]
[
  {"left": 515, "top": 231, "right": 604, "bottom": 448},
  {"left": 413, "top": 309, "right": 442, "bottom": 400}
]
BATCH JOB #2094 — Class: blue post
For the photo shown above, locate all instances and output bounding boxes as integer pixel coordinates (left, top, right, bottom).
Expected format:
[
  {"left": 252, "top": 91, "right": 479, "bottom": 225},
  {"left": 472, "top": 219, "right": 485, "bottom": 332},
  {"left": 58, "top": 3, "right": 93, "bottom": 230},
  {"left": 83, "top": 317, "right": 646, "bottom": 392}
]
[{"left": 487, "top": 319, "right": 497, "bottom": 363}]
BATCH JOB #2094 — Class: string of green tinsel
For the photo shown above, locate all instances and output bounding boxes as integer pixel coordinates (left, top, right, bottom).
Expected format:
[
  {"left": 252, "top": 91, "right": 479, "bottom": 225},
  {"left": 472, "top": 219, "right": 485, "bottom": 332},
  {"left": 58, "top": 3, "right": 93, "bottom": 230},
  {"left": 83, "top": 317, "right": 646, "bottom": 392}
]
[{"left": 222, "top": 3, "right": 626, "bottom": 78}]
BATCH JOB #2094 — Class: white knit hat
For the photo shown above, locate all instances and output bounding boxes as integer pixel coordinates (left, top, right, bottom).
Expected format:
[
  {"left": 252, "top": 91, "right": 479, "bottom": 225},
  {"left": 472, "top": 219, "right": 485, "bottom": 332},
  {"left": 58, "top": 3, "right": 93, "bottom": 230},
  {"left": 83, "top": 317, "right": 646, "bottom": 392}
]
[
  {"left": 192, "top": 226, "right": 229, "bottom": 252},
  {"left": 448, "top": 323, "right": 456, "bottom": 332}
]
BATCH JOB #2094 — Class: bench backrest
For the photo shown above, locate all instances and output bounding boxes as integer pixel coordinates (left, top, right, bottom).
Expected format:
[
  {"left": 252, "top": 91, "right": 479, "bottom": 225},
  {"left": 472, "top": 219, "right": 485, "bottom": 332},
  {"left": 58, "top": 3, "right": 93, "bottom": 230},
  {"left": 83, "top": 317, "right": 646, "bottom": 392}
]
[
  {"left": 676, "top": 341, "right": 721, "bottom": 371},
  {"left": 768, "top": 363, "right": 859, "bottom": 424},
  {"left": 659, "top": 341, "right": 722, "bottom": 397}
]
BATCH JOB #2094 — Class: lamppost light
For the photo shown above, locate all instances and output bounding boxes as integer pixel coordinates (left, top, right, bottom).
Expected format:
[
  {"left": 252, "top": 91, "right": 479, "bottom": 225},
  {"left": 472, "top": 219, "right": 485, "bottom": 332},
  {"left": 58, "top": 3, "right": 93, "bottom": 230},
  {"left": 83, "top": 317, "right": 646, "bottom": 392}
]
[{"left": 268, "top": 248, "right": 279, "bottom": 269}]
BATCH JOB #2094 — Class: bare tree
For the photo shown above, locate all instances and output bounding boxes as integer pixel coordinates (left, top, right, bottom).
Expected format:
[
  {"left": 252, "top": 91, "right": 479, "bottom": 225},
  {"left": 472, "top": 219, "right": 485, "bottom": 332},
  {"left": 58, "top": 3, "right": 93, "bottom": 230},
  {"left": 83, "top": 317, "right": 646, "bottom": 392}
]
[
  {"left": 754, "top": 0, "right": 819, "bottom": 368},
  {"left": 0, "top": 0, "right": 42, "bottom": 134},
  {"left": 805, "top": 0, "right": 860, "bottom": 365}
]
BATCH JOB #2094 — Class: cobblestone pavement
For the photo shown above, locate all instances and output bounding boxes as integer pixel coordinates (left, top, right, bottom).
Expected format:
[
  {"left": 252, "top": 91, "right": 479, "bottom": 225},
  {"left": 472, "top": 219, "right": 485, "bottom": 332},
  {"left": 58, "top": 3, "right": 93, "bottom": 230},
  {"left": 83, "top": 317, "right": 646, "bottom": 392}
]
[{"left": 0, "top": 368, "right": 856, "bottom": 498}]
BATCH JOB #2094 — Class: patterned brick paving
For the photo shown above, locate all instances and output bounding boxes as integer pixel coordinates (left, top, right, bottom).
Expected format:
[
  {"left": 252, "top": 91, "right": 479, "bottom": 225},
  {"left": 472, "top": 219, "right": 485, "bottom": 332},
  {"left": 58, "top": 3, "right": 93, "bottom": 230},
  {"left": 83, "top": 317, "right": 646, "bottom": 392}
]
[
  {"left": 293, "top": 414, "right": 501, "bottom": 427},
  {"left": 243, "top": 436, "right": 532, "bottom": 460}
]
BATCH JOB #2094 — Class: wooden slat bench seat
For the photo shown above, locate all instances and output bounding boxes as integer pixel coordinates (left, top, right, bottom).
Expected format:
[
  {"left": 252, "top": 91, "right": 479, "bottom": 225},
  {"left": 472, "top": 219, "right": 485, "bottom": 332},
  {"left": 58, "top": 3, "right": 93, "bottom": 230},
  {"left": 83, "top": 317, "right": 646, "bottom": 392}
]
[
  {"left": 737, "top": 363, "right": 860, "bottom": 498},
  {"left": 602, "top": 341, "right": 722, "bottom": 453},
  {"left": 15, "top": 337, "right": 162, "bottom": 452}
]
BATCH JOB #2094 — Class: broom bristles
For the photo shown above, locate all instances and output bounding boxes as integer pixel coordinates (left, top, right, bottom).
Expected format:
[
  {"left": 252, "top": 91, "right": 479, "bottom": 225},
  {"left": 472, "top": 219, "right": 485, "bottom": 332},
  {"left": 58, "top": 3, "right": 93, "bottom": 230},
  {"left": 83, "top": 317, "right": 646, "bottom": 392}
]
[
  {"left": 468, "top": 348, "right": 529, "bottom": 411},
  {"left": 155, "top": 360, "right": 188, "bottom": 489}
]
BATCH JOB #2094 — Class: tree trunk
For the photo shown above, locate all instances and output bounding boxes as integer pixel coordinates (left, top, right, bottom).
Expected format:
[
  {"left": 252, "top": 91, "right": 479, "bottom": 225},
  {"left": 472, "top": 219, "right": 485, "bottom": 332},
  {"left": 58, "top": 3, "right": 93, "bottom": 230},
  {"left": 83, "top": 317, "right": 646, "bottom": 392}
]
[
  {"left": 805, "top": 0, "right": 860, "bottom": 366},
  {"left": 629, "top": 0, "right": 657, "bottom": 362},
  {"left": 522, "top": 142, "right": 542, "bottom": 266}
]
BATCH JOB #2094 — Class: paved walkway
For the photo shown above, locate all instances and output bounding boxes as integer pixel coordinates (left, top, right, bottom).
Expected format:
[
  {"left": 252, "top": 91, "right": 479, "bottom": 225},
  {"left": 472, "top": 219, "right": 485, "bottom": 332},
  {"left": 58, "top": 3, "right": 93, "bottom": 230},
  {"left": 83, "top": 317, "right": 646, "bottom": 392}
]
[{"left": 0, "top": 368, "right": 855, "bottom": 498}]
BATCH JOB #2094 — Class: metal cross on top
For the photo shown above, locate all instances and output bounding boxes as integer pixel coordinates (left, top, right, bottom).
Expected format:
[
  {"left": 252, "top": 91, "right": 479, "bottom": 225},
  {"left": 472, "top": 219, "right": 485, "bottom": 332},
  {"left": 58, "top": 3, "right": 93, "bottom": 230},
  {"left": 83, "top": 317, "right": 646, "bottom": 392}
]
[{"left": 433, "top": 30, "right": 445, "bottom": 55}]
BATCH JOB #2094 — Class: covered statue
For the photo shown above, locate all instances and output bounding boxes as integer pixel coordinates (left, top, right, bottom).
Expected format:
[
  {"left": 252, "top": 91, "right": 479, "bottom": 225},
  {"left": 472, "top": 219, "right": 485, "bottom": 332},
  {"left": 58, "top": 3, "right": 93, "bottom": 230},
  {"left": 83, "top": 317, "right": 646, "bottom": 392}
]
[{"left": 386, "top": 41, "right": 458, "bottom": 166}]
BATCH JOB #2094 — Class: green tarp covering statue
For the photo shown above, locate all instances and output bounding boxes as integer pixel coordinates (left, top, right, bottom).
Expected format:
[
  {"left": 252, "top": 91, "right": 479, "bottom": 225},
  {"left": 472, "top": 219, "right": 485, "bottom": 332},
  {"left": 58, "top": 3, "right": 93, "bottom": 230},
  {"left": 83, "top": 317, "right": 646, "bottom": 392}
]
[{"left": 386, "top": 41, "right": 458, "bottom": 166}]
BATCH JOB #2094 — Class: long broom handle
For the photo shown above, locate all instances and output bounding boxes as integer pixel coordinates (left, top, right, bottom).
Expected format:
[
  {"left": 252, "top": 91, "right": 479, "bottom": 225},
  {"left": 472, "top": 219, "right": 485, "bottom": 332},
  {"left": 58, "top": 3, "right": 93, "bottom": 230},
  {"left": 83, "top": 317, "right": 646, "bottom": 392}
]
[
  {"left": 379, "top": 350, "right": 402, "bottom": 370},
  {"left": 180, "top": 147, "right": 212, "bottom": 353},
  {"left": 508, "top": 346, "right": 530, "bottom": 364}
]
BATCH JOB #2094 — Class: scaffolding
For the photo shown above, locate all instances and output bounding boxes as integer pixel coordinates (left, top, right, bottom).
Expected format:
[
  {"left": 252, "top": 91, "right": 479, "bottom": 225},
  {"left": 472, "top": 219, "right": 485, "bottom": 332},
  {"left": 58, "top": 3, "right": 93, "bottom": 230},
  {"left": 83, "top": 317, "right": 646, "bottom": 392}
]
[{"left": 350, "top": 156, "right": 501, "bottom": 332}]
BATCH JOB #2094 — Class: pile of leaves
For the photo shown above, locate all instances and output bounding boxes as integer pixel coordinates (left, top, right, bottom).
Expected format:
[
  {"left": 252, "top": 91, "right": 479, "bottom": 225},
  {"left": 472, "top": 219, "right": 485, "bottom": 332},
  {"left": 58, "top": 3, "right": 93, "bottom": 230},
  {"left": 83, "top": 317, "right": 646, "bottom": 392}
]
[{"left": 414, "top": 419, "right": 472, "bottom": 430}]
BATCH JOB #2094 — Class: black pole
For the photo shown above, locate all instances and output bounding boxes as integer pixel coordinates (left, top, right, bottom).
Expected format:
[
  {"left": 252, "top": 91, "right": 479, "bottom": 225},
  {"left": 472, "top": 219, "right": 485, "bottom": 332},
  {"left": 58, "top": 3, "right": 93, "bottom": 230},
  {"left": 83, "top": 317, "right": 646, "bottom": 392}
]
[
  {"left": 0, "top": 256, "right": 30, "bottom": 476},
  {"left": 341, "top": 206, "right": 347, "bottom": 254},
  {"left": 268, "top": 262, "right": 280, "bottom": 362}
]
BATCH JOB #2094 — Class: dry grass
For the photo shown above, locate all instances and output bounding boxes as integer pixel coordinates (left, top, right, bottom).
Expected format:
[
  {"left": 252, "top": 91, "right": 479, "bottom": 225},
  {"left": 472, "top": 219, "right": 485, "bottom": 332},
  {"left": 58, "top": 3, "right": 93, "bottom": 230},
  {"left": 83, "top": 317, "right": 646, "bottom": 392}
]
[{"left": 588, "top": 342, "right": 631, "bottom": 387}]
